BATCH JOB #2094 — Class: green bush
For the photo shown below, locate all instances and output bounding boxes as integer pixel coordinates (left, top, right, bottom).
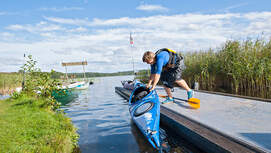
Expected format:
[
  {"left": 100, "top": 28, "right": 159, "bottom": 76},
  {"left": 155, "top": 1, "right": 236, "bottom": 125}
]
[{"left": 19, "top": 55, "right": 61, "bottom": 110}]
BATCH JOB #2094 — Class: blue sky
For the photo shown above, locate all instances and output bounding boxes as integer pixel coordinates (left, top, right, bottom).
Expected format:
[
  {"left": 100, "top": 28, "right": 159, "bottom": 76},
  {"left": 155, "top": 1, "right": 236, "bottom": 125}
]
[{"left": 0, "top": 0, "right": 271, "bottom": 72}]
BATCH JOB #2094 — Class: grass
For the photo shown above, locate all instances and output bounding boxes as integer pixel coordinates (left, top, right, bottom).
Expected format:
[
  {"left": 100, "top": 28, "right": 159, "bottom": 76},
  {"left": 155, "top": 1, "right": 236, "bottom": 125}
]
[{"left": 0, "top": 95, "right": 78, "bottom": 153}]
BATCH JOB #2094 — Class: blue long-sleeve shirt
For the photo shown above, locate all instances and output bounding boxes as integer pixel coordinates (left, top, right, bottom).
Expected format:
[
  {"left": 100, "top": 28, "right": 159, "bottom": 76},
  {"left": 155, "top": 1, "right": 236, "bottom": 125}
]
[{"left": 151, "top": 51, "right": 169, "bottom": 74}]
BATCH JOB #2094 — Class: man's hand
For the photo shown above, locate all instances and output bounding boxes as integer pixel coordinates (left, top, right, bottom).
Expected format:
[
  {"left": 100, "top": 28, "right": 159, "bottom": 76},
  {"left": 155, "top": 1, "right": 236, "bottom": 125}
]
[
  {"left": 146, "top": 76, "right": 153, "bottom": 89},
  {"left": 149, "top": 86, "right": 155, "bottom": 91}
]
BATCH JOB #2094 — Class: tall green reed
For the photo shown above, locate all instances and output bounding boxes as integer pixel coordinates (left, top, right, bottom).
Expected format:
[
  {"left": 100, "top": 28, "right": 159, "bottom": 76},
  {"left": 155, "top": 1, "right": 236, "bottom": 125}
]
[{"left": 183, "top": 38, "right": 271, "bottom": 99}]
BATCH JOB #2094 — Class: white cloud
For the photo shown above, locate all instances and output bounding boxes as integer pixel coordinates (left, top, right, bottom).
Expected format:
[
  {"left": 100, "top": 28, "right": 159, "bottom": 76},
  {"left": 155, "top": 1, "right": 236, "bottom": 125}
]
[
  {"left": 0, "top": 12, "right": 7, "bottom": 15},
  {"left": 6, "top": 22, "right": 65, "bottom": 33},
  {"left": 1, "top": 12, "right": 271, "bottom": 72},
  {"left": 0, "top": 32, "right": 14, "bottom": 37},
  {"left": 39, "top": 7, "right": 84, "bottom": 12},
  {"left": 45, "top": 13, "right": 239, "bottom": 28},
  {"left": 222, "top": 3, "right": 249, "bottom": 13},
  {"left": 244, "top": 11, "right": 271, "bottom": 20},
  {"left": 68, "top": 27, "right": 88, "bottom": 32},
  {"left": 44, "top": 16, "right": 92, "bottom": 26},
  {"left": 136, "top": 4, "right": 168, "bottom": 12},
  {"left": 40, "top": 33, "right": 55, "bottom": 37},
  {"left": 6, "top": 24, "right": 24, "bottom": 30}
]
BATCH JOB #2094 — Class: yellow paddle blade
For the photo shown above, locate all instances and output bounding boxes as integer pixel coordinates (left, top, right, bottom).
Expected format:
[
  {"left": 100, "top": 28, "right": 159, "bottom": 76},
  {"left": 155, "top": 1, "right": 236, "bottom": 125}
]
[
  {"left": 187, "top": 98, "right": 200, "bottom": 109},
  {"left": 159, "top": 95, "right": 167, "bottom": 98}
]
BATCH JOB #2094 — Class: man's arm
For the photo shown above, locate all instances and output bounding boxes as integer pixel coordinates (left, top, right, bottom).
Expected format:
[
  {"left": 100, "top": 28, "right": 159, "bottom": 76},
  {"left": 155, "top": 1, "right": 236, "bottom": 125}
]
[
  {"left": 149, "top": 54, "right": 164, "bottom": 90},
  {"left": 147, "top": 74, "right": 155, "bottom": 88},
  {"left": 150, "top": 74, "right": 160, "bottom": 91}
]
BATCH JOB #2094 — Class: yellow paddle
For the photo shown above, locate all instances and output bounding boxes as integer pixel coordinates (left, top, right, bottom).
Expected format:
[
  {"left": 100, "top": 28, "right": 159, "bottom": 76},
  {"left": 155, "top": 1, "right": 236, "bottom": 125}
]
[{"left": 159, "top": 95, "right": 200, "bottom": 109}]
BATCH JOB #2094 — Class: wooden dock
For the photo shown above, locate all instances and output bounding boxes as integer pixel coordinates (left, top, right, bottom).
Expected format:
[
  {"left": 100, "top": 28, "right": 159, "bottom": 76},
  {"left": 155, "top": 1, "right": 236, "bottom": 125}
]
[{"left": 115, "top": 87, "right": 271, "bottom": 153}]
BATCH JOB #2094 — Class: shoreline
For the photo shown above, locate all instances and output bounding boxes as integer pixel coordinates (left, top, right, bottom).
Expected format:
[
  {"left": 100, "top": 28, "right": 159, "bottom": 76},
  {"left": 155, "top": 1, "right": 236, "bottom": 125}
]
[{"left": 0, "top": 86, "right": 22, "bottom": 95}]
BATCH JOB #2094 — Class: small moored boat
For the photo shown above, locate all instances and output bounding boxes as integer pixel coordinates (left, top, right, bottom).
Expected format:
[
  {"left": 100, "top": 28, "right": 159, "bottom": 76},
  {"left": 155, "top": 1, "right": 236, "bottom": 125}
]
[
  {"left": 52, "top": 88, "right": 78, "bottom": 105},
  {"left": 74, "top": 81, "right": 89, "bottom": 90}
]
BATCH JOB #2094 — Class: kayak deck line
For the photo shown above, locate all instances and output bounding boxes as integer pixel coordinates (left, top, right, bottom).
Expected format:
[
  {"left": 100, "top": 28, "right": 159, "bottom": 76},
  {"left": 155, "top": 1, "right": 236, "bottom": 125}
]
[{"left": 115, "top": 87, "right": 271, "bottom": 153}]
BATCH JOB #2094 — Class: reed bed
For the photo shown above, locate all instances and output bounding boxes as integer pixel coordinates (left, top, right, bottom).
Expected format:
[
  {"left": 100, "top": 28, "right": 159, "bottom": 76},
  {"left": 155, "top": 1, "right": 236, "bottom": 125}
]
[
  {"left": 0, "top": 73, "right": 22, "bottom": 95},
  {"left": 183, "top": 39, "right": 271, "bottom": 99}
]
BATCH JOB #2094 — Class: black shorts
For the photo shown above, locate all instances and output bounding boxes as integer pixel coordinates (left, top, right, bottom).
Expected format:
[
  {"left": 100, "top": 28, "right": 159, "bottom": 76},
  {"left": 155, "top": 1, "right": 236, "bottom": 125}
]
[{"left": 160, "top": 55, "right": 185, "bottom": 88}]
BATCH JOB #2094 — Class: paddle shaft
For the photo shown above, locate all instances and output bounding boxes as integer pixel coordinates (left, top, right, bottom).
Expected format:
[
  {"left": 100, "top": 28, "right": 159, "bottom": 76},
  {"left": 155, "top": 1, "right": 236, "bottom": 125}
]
[
  {"left": 173, "top": 97, "right": 189, "bottom": 102},
  {"left": 173, "top": 97, "right": 198, "bottom": 104},
  {"left": 159, "top": 95, "right": 188, "bottom": 102},
  {"left": 159, "top": 94, "right": 199, "bottom": 104}
]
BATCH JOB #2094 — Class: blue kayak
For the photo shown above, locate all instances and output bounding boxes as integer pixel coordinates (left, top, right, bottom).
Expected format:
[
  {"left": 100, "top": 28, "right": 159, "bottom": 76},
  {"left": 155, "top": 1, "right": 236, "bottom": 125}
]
[{"left": 128, "top": 81, "right": 160, "bottom": 149}]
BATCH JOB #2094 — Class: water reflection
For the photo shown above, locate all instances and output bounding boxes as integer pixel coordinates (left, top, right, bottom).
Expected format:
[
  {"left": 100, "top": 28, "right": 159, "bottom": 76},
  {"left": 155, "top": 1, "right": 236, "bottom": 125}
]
[
  {"left": 130, "top": 121, "right": 159, "bottom": 153},
  {"left": 0, "top": 94, "right": 10, "bottom": 100}
]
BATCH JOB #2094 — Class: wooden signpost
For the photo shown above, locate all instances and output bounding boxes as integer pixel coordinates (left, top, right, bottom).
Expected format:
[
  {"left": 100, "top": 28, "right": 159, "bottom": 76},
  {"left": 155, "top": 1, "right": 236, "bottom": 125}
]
[{"left": 61, "top": 61, "right": 87, "bottom": 80}]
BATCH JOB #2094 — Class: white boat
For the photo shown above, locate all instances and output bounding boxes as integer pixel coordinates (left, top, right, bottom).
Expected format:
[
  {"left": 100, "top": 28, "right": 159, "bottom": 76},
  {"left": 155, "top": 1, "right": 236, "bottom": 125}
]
[
  {"left": 74, "top": 81, "right": 89, "bottom": 90},
  {"left": 62, "top": 60, "right": 90, "bottom": 90}
]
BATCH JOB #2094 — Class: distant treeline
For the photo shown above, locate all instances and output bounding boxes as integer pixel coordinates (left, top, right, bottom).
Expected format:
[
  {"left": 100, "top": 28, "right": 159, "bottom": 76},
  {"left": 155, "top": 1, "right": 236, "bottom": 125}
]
[
  {"left": 135, "top": 70, "right": 149, "bottom": 83},
  {"left": 51, "top": 71, "right": 134, "bottom": 79},
  {"left": 0, "top": 70, "right": 134, "bottom": 94}
]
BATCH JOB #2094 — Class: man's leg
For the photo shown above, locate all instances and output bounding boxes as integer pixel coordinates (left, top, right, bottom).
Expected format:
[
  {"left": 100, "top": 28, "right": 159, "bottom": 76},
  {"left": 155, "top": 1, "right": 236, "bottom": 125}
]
[
  {"left": 175, "top": 79, "right": 194, "bottom": 99},
  {"left": 163, "top": 85, "right": 173, "bottom": 98},
  {"left": 161, "top": 71, "right": 174, "bottom": 103},
  {"left": 175, "top": 79, "right": 191, "bottom": 91},
  {"left": 161, "top": 85, "right": 174, "bottom": 104}
]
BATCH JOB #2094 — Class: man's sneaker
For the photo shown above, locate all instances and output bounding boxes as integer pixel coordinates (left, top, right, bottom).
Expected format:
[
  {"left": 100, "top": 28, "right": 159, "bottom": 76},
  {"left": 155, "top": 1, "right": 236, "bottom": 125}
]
[
  {"left": 187, "top": 90, "right": 194, "bottom": 99},
  {"left": 162, "top": 97, "right": 174, "bottom": 104}
]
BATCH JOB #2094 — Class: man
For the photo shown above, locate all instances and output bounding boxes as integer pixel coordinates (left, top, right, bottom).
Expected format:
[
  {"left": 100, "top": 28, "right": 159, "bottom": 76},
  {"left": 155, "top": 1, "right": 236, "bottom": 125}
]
[{"left": 142, "top": 48, "right": 194, "bottom": 104}]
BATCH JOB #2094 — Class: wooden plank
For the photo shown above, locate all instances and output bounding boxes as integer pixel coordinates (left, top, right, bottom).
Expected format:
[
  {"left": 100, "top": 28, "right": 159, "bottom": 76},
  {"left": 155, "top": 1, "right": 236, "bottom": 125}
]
[{"left": 62, "top": 61, "right": 87, "bottom": 66}]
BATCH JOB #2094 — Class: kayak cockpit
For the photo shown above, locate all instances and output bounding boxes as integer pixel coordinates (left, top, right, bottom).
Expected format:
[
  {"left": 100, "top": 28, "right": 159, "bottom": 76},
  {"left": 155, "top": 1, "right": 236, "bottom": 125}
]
[{"left": 130, "top": 86, "right": 150, "bottom": 104}]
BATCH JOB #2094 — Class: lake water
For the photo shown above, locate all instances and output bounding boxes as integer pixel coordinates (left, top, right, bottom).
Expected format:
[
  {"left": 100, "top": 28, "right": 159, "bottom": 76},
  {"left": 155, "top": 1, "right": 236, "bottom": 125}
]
[
  {"left": 0, "top": 94, "right": 10, "bottom": 100},
  {"left": 62, "top": 76, "right": 201, "bottom": 153}
]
